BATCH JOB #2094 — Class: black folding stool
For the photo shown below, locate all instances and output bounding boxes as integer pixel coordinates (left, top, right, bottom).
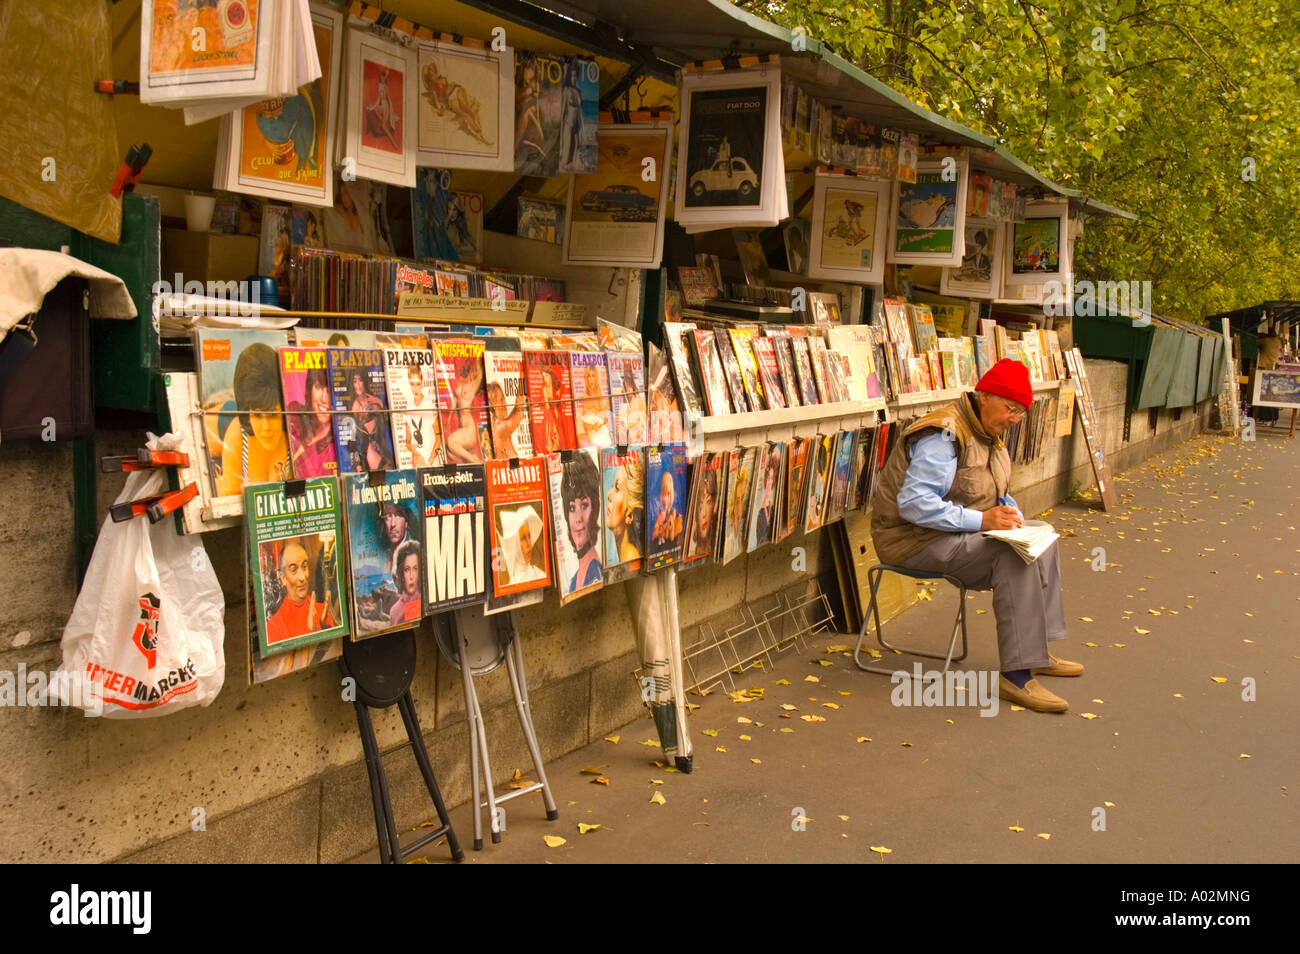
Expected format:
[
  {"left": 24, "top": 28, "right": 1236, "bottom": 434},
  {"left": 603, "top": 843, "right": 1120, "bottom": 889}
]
[
  {"left": 853, "top": 564, "right": 985, "bottom": 675},
  {"left": 340, "top": 627, "right": 463, "bottom": 864}
]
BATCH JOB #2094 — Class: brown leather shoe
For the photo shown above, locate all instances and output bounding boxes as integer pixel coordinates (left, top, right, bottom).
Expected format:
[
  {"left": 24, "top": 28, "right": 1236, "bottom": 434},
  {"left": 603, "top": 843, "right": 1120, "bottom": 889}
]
[
  {"left": 999, "top": 676, "right": 1069, "bottom": 713},
  {"left": 1031, "top": 654, "right": 1085, "bottom": 677}
]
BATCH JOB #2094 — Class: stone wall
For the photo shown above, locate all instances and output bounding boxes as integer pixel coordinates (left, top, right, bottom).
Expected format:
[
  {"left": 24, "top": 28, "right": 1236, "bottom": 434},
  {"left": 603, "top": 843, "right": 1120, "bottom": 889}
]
[{"left": 0, "top": 357, "right": 1214, "bottom": 863}]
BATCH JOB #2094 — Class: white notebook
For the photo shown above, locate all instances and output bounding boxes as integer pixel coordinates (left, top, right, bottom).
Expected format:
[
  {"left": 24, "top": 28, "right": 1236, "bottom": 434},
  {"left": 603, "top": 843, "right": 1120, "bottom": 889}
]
[{"left": 982, "top": 519, "right": 1059, "bottom": 564}]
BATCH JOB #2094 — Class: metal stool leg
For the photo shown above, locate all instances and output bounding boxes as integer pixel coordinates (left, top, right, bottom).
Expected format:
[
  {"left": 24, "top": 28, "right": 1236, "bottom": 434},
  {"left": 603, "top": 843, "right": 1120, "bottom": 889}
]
[
  {"left": 505, "top": 635, "right": 559, "bottom": 821},
  {"left": 459, "top": 630, "right": 485, "bottom": 851},
  {"left": 353, "top": 699, "right": 397, "bottom": 864},
  {"left": 854, "top": 568, "right": 970, "bottom": 676},
  {"left": 397, "top": 693, "right": 465, "bottom": 863},
  {"left": 472, "top": 682, "right": 502, "bottom": 845}
]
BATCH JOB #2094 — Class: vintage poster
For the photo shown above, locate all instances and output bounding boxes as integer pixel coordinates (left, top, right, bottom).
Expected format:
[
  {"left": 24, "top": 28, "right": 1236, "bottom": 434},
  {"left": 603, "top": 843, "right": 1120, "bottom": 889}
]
[
  {"left": 720, "top": 447, "right": 756, "bottom": 566},
  {"left": 141, "top": 0, "right": 274, "bottom": 102},
  {"left": 809, "top": 173, "right": 891, "bottom": 284},
  {"left": 941, "top": 218, "right": 1002, "bottom": 298},
  {"left": 746, "top": 442, "right": 783, "bottom": 552},
  {"left": 319, "top": 176, "right": 397, "bottom": 254},
  {"left": 646, "top": 443, "right": 688, "bottom": 569},
  {"left": 783, "top": 218, "right": 811, "bottom": 275},
  {"left": 419, "top": 464, "right": 488, "bottom": 612},
  {"left": 246, "top": 477, "right": 348, "bottom": 659},
  {"left": 342, "top": 26, "right": 417, "bottom": 187},
  {"left": 563, "top": 122, "right": 673, "bottom": 268},
  {"left": 559, "top": 57, "right": 600, "bottom": 173},
  {"left": 432, "top": 338, "right": 493, "bottom": 464},
  {"left": 221, "top": 4, "right": 342, "bottom": 207},
  {"left": 682, "top": 451, "right": 724, "bottom": 563},
  {"left": 1252, "top": 369, "right": 1300, "bottom": 408},
  {"left": 328, "top": 348, "right": 395, "bottom": 474},
  {"left": 569, "top": 351, "right": 613, "bottom": 448},
  {"left": 280, "top": 346, "right": 338, "bottom": 479},
  {"left": 525, "top": 349, "right": 578, "bottom": 453},
  {"left": 416, "top": 39, "right": 514, "bottom": 171},
  {"left": 600, "top": 446, "right": 646, "bottom": 572},
  {"left": 483, "top": 337, "right": 535, "bottom": 458},
  {"left": 486, "top": 457, "right": 552, "bottom": 597},
  {"left": 681, "top": 80, "right": 768, "bottom": 210},
  {"left": 384, "top": 344, "right": 442, "bottom": 469},
  {"left": 608, "top": 352, "right": 648, "bottom": 446},
  {"left": 887, "top": 158, "right": 968, "bottom": 267},
  {"left": 514, "top": 51, "right": 563, "bottom": 177},
  {"left": 518, "top": 195, "right": 566, "bottom": 244},
  {"left": 1011, "top": 215, "right": 1062, "bottom": 275},
  {"left": 545, "top": 449, "right": 604, "bottom": 605},
  {"left": 343, "top": 470, "right": 423, "bottom": 638},
  {"left": 195, "top": 329, "right": 292, "bottom": 498},
  {"left": 412, "top": 167, "right": 483, "bottom": 263}
]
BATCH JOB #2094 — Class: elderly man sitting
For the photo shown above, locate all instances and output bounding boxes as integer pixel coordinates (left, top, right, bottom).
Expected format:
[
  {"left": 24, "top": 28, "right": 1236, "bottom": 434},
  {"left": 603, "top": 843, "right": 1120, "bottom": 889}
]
[{"left": 870, "top": 358, "right": 1082, "bottom": 713}]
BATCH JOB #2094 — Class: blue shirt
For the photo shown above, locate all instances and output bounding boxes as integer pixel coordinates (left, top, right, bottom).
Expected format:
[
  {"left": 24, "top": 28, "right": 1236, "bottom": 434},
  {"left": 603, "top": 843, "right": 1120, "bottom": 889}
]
[{"left": 897, "top": 431, "right": 1018, "bottom": 534}]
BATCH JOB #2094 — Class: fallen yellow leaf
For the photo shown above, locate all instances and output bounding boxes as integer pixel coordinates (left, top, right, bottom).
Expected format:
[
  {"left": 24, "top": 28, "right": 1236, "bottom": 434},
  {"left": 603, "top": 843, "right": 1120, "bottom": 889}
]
[
  {"left": 737, "top": 716, "right": 753, "bottom": 724},
  {"left": 827, "top": 645, "right": 849, "bottom": 653},
  {"left": 1104, "top": 801, "right": 1115, "bottom": 807},
  {"left": 1084, "top": 641, "right": 1099, "bottom": 647},
  {"left": 1210, "top": 676, "right": 1227, "bottom": 683},
  {"left": 591, "top": 776, "right": 610, "bottom": 786},
  {"left": 1239, "top": 754, "right": 1252, "bottom": 759},
  {"left": 779, "top": 703, "right": 798, "bottom": 711},
  {"left": 701, "top": 728, "right": 719, "bottom": 737},
  {"left": 839, "top": 690, "right": 852, "bottom": 696},
  {"left": 774, "top": 679, "right": 790, "bottom": 686},
  {"left": 603, "top": 735, "right": 620, "bottom": 744},
  {"left": 816, "top": 659, "right": 833, "bottom": 667},
  {"left": 804, "top": 675, "right": 820, "bottom": 683},
  {"left": 639, "top": 739, "right": 660, "bottom": 747},
  {"left": 738, "top": 734, "right": 751, "bottom": 741},
  {"left": 800, "top": 714, "right": 827, "bottom": 723},
  {"left": 1035, "top": 833, "right": 1051, "bottom": 841},
  {"left": 649, "top": 779, "right": 663, "bottom": 786},
  {"left": 899, "top": 741, "right": 913, "bottom": 747},
  {"left": 1091, "top": 698, "right": 1105, "bottom": 704},
  {"left": 838, "top": 815, "right": 849, "bottom": 821},
  {"left": 779, "top": 727, "right": 794, "bottom": 734},
  {"left": 869, "top": 845, "right": 893, "bottom": 857},
  {"left": 750, "top": 758, "right": 761, "bottom": 764},
  {"left": 1079, "top": 713, "right": 1099, "bottom": 719},
  {"left": 649, "top": 791, "right": 666, "bottom": 805},
  {"left": 579, "top": 767, "right": 604, "bottom": 775},
  {"left": 1173, "top": 693, "right": 1183, "bottom": 698},
  {"left": 1008, "top": 825, "right": 1025, "bottom": 833},
  {"left": 856, "top": 736, "right": 872, "bottom": 743},
  {"left": 577, "top": 823, "right": 601, "bottom": 834},
  {"left": 543, "top": 835, "right": 566, "bottom": 848},
  {"left": 715, "top": 745, "right": 727, "bottom": 752},
  {"left": 1079, "top": 617, "right": 1094, "bottom": 622},
  {"left": 822, "top": 702, "right": 840, "bottom": 710},
  {"left": 1010, "top": 705, "right": 1025, "bottom": 711}
]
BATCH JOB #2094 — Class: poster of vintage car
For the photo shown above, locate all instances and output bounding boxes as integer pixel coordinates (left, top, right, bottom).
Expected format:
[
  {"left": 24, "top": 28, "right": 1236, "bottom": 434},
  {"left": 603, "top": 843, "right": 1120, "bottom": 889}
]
[{"left": 562, "top": 121, "right": 673, "bottom": 268}]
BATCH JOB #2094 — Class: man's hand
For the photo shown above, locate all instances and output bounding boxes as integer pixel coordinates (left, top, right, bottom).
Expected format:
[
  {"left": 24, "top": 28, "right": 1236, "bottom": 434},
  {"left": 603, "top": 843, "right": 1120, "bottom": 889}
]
[{"left": 981, "top": 505, "right": 1024, "bottom": 531}]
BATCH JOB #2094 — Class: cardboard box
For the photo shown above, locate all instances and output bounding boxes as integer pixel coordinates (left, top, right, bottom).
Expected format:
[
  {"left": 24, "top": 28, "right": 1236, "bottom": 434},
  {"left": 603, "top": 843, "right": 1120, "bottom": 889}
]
[{"left": 161, "top": 229, "right": 260, "bottom": 288}]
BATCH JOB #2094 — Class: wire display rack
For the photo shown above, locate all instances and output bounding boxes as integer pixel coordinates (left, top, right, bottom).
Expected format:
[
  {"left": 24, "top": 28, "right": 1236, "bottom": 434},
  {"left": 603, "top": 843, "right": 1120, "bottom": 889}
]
[{"left": 634, "top": 577, "right": 836, "bottom": 698}]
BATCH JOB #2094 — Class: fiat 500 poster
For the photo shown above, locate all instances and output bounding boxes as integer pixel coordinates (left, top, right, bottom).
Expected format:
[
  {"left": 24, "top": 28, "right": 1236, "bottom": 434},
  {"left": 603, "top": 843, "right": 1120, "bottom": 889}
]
[{"left": 683, "top": 86, "right": 766, "bottom": 208}]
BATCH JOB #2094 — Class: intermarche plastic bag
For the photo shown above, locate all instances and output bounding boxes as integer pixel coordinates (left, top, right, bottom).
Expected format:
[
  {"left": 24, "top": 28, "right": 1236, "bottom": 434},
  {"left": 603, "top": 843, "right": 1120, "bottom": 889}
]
[{"left": 55, "top": 434, "right": 225, "bottom": 718}]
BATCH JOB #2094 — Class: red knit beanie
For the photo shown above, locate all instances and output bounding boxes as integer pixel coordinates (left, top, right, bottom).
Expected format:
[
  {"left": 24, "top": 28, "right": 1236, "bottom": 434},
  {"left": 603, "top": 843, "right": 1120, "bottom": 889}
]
[{"left": 975, "top": 358, "right": 1033, "bottom": 409}]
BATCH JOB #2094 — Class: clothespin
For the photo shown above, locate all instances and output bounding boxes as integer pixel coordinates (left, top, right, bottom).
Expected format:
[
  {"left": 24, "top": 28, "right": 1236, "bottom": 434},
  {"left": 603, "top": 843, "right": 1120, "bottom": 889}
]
[
  {"left": 110, "top": 143, "right": 152, "bottom": 198},
  {"left": 94, "top": 80, "right": 140, "bottom": 96},
  {"left": 110, "top": 482, "right": 199, "bottom": 524},
  {"left": 284, "top": 479, "right": 308, "bottom": 499},
  {"left": 100, "top": 447, "right": 190, "bottom": 473}
]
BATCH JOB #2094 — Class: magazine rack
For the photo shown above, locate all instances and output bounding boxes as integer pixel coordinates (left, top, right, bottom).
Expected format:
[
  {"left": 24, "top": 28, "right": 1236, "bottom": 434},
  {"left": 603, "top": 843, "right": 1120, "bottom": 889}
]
[
  {"left": 339, "top": 627, "right": 464, "bottom": 864},
  {"left": 431, "top": 609, "right": 558, "bottom": 851}
]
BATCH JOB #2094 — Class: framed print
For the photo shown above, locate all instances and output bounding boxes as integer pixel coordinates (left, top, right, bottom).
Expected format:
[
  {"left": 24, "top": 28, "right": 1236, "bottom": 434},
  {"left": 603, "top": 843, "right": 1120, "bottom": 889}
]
[
  {"left": 562, "top": 121, "right": 673, "bottom": 268},
  {"left": 415, "top": 38, "right": 514, "bottom": 172},
  {"left": 783, "top": 218, "right": 811, "bottom": 275},
  {"left": 140, "top": 0, "right": 278, "bottom": 104},
  {"left": 940, "top": 217, "right": 1003, "bottom": 298},
  {"left": 807, "top": 171, "right": 891, "bottom": 284},
  {"left": 217, "top": 3, "right": 343, "bottom": 208},
  {"left": 342, "top": 27, "right": 418, "bottom": 187},
  {"left": 674, "top": 62, "right": 786, "bottom": 228},
  {"left": 1252, "top": 369, "right": 1300, "bottom": 408},
  {"left": 1003, "top": 198, "right": 1070, "bottom": 288},
  {"left": 886, "top": 157, "right": 968, "bottom": 266}
]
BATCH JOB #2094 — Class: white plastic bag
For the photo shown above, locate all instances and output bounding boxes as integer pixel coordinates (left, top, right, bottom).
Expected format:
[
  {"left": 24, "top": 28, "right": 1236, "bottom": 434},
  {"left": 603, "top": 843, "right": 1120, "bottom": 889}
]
[{"left": 55, "top": 433, "right": 225, "bottom": 718}]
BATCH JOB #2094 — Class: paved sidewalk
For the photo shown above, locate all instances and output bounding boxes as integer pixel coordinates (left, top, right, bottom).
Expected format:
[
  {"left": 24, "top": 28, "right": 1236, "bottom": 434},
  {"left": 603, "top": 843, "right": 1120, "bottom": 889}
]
[{"left": 385, "top": 427, "right": 1299, "bottom": 864}]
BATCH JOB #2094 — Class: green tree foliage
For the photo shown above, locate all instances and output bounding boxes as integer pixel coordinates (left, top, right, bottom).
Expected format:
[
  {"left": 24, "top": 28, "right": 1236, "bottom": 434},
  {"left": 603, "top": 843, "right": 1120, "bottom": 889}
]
[{"left": 739, "top": 0, "right": 1300, "bottom": 320}]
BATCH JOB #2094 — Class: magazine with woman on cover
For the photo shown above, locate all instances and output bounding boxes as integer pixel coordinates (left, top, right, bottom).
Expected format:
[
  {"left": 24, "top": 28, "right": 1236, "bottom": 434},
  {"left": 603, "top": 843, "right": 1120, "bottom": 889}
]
[{"left": 343, "top": 469, "right": 423, "bottom": 638}]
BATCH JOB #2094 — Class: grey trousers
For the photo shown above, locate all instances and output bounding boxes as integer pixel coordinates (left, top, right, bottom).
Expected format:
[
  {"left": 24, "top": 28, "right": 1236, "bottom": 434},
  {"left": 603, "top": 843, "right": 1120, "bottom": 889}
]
[{"left": 898, "top": 533, "right": 1067, "bottom": 672}]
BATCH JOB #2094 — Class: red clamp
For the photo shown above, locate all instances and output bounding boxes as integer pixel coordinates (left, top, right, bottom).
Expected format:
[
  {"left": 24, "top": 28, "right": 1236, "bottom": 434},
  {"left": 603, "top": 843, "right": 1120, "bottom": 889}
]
[
  {"left": 110, "top": 482, "right": 199, "bottom": 524},
  {"left": 101, "top": 448, "right": 190, "bottom": 473},
  {"left": 111, "top": 143, "right": 152, "bottom": 198}
]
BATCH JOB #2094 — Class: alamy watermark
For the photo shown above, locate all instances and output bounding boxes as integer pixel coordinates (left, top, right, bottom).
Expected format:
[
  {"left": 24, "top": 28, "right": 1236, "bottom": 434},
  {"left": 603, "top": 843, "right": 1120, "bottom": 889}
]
[
  {"left": 1044, "top": 279, "right": 1154, "bottom": 326},
  {"left": 0, "top": 665, "right": 103, "bottom": 717},
  {"left": 152, "top": 273, "right": 270, "bottom": 318},
  {"left": 890, "top": 663, "right": 999, "bottom": 717}
]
